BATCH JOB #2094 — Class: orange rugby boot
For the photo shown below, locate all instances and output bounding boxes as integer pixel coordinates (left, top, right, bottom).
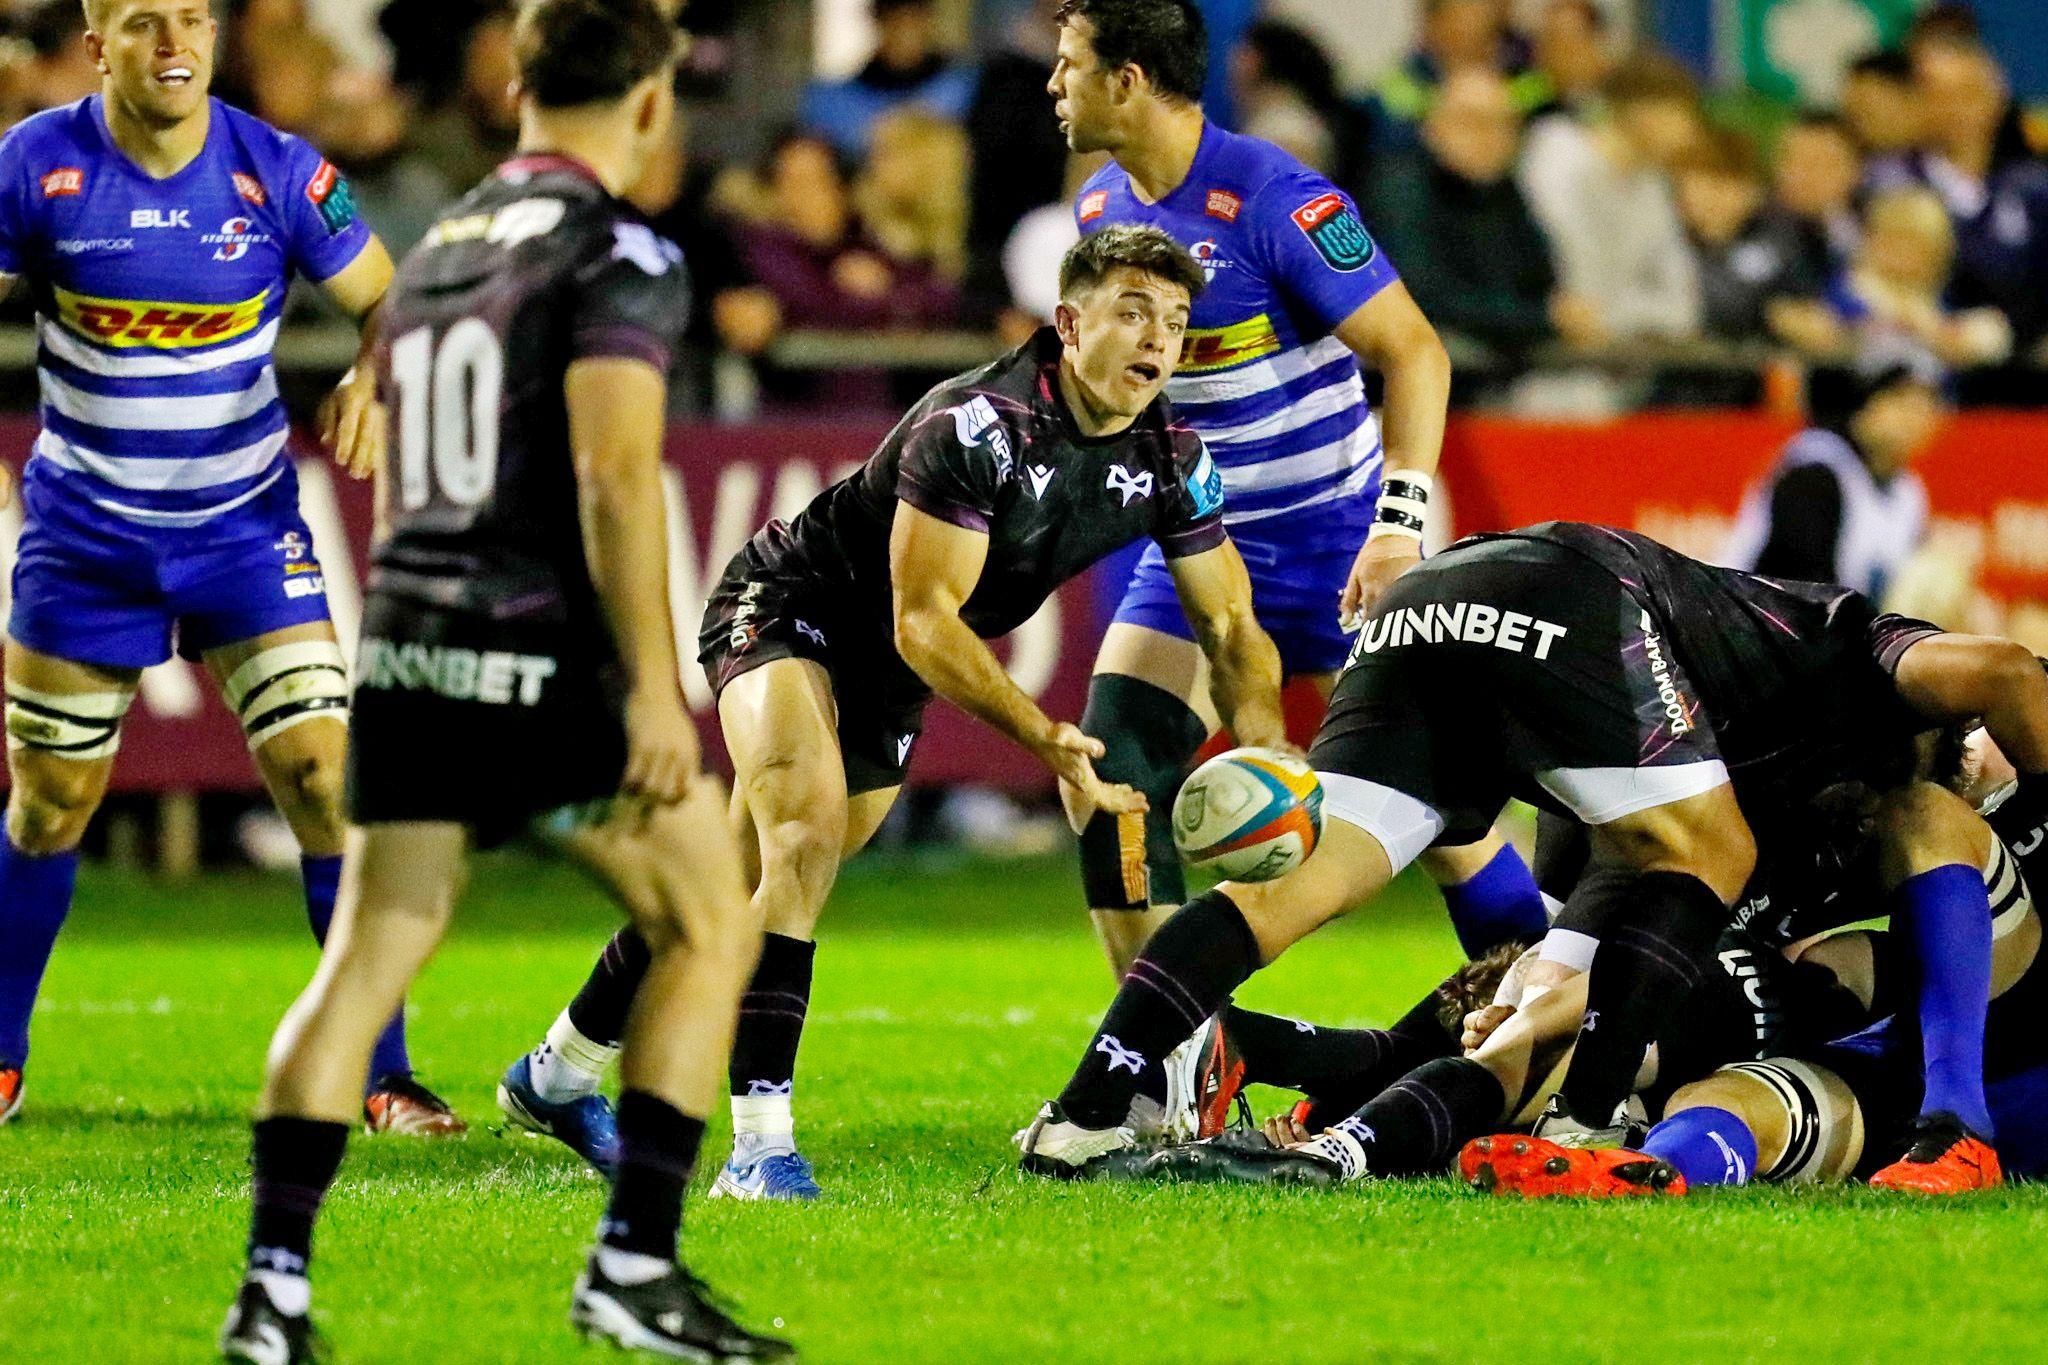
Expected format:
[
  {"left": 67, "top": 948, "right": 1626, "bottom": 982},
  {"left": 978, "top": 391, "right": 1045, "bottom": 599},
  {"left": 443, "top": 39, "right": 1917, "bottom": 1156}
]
[
  {"left": 364, "top": 1074, "right": 468, "bottom": 1137},
  {"left": 1869, "top": 1114, "right": 2001, "bottom": 1194},
  {"left": 1460, "top": 1133, "right": 1688, "bottom": 1199}
]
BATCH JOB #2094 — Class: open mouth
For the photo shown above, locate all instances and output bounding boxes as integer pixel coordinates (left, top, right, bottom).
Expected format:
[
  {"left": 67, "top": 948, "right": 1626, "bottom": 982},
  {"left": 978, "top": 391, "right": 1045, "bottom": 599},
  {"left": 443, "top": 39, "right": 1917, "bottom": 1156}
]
[
  {"left": 1126, "top": 362, "right": 1160, "bottom": 384},
  {"left": 156, "top": 66, "right": 194, "bottom": 87}
]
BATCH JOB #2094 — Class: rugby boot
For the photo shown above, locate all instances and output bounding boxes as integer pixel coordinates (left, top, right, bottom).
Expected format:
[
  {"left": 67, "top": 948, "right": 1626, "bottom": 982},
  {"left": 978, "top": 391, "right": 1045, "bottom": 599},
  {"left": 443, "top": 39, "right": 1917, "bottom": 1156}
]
[
  {"left": 1460, "top": 1134, "right": 1687, "bottom": 1198},
  {"left": 1869, "top": 1112, "right": 2002, "bottom": 1194},
  {"left": 364, "top": 1074, "right": 467, "bottom": 1137},
  {"left": 571, "top": 1256, "right": 793, "bottom": 1361},
  {"left": 0, "top": 1065, "right": 21, "bottom": 1126}
]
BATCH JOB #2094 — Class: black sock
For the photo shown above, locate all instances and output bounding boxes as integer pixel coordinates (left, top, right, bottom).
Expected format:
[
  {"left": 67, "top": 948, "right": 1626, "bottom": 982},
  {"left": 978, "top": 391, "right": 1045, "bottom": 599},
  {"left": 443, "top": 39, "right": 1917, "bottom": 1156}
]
[
  {"left": 567, "top": 928, "right": 653, "bottom": 1048},
  {"left": 1057, "top": 889, "right": 1263, "bottom": 1128},
  {"left": 601, "top": 1091, "right": 706, "bottom": 1261},
  {"left": 729, "top": 933, "right": 815, "bottom": 1097},
  {"left": 1559, "top": 871, "right": 1724, "bottom": 1125},
  {"left": 1228, "top": 987, "right": 1456, "bottom": 1095},
  {"left": 246, "top": 1117, "right": 350, "bottom": 1278},
  {"left": 1334, "top": 1057, "right": 1506, "bottom": 1177}
]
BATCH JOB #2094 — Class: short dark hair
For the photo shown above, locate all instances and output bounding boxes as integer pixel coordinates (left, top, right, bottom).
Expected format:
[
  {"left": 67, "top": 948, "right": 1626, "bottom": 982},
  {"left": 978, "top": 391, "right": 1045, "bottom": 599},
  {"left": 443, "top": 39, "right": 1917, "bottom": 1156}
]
[
  {"left": 1847, "top": 49, "right": 1914, "bottom": 83},
  {"left": 1055, "top": 0, "right": 1207, "bottom": 104},
  {"left": 1058, "top": 224, "right": 1205, "bottom": 304},
  {"left": 1603, "top": 51, "right": 1700, "bottom": 109},
  {"left": 1789, "top": 109, "right": 1853, "bottom": 139},
  {"left": 514, "top": 0, "right": 677, "bottom": 110}
]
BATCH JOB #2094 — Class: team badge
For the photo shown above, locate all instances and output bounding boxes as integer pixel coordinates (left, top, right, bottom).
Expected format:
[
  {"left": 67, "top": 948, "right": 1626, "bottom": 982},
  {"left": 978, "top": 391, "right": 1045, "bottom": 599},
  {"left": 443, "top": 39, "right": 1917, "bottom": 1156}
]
[
  {"left": 1106, "top": 464, "right": 1154, "bottom": 506},
  {"left": 305, "top": 159, "right": 359, "bottom": 235},
  {"left": 1204, "top": 189, "right": 1240, "bottom": 222},
  {"left": 1291, "top": 192, "right": 1375, "bottom": 272},
  {"left": 233, "top": 172, "right": 268, "bottom": 206},
  {"left": 1078, "top": 190, "right": 1108, "bottom": 223},
  {"left": 1183, "top": 446, "right": 1222, "bottom": 518},
  {"left": 40, "top": 168, "right": 82, "bottom": 197}
]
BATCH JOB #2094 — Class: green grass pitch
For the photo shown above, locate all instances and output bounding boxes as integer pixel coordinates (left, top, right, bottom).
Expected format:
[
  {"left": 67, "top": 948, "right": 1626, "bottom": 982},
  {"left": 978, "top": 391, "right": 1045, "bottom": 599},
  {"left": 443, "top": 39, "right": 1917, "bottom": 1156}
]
[{"left": 9, "top": 849, "right": 2048, "bottom": 1362}]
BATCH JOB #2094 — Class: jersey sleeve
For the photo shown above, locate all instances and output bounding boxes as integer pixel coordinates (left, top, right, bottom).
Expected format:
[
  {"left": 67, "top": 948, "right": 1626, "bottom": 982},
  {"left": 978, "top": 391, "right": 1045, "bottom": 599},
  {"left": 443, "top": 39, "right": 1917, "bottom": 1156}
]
[
  {"left": 1247, "top": 169, "right": 1399, "bottom": 332},
  {"left": 571, "top": 220, "right": 691, "bottom": 370},
  {"left": 1868, "top": 612, "right": 1945, "bottom": 674},
  {"left": 1153, "top": 424, "right": 1227, "bottom": 559},
  {"left": 277, "top": 132, "right": 372, "bottom": 282},
  {"left": 0, "top": 126, "right": 35, "bottom": 275},
  {"left": 894, "top": 397, "right": 1007, "bottom": 532}
]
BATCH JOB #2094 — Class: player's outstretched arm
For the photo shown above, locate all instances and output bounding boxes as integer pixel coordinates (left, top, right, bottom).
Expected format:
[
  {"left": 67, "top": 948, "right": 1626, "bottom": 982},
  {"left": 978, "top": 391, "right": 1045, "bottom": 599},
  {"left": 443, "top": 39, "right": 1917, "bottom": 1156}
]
[
  {"left": 315, "top": 237, "right": 397, "bottom": 481},
  {"left": 1894, "top": 634, "right": 2048, "bottom": 776},
  {"left": 888, "top": 501, "right": 1144, "bottom": 814},
  {"left": 1334, "top": 282, "right": 1451, "bottom": 625},
  {"left": 567, "top": 356, "right": 698, "bottom": 807},
  {"left": 1164, "top": 538, "right": 1290, "bottom": 752}
]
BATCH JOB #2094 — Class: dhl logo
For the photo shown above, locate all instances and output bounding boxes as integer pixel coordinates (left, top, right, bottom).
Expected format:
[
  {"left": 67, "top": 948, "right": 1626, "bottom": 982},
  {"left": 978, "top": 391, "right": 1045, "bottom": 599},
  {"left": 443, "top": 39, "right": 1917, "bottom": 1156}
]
[
  {"left": 1178, "top": 313, "right": 1281, "bottom": 373},
  {"left": 54, "top": 285, "right": 269, "bottom": 349}
]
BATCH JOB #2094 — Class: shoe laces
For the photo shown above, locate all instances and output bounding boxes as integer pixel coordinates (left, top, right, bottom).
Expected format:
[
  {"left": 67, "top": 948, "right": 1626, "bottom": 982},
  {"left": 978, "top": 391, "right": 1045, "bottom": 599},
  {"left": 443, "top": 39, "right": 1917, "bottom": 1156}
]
[{"left": 1901, "top": 1115, "right": 1970, "bottom": 1164}]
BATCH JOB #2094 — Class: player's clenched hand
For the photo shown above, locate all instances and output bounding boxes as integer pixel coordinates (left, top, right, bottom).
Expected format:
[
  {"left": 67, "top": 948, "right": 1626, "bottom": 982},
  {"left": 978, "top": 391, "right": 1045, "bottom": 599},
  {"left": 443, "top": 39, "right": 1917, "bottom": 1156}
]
[
  {"left": 1462, "top": 1003, "right": 1515, "bottom": 1053},
  {"left": 319, "top": 365, "right": 385, "bottom": 481},
  {"left": 621, "top": 686, "right": 702, "bottom": 809},
  {"left": 1035, "top": 722, "right": 1147, "bottom": 817},
  {"left": 1339, "top": 535, "right": 1421, "bottom": 631}
]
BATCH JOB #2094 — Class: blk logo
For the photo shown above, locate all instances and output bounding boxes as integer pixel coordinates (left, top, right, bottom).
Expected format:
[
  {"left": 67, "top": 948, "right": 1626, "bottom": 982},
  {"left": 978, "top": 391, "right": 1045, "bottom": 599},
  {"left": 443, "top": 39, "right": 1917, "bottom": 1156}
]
[{"left": 130, "top": 208, "right": 192, "bottom": 230}]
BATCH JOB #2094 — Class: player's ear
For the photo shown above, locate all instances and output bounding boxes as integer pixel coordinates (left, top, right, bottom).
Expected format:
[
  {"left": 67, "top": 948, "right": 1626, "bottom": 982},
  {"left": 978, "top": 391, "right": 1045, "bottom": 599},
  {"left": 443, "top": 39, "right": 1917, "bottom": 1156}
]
[
  {"left": 1053, "top": 299, "right": 1081, "bottom": 348},
  {"left": 84, "top": 30, "right": 106, "bottom": 73}
]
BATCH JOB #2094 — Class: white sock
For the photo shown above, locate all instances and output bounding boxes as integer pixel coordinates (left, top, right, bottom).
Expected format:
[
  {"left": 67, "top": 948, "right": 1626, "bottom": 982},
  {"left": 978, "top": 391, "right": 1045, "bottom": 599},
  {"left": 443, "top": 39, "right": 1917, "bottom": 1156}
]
[
  {"left": 594, "top": 1245, "right": 669, "bottom": 1287},
  {"left": 730, "top": 1091, "right": 795, "bottom": 1162},
  {"left": 530, "top": 1010, "right": 617, "bottom": 1102},
  {"left": 251, "top": 1269, "right": 311, "bottom": 1317}
]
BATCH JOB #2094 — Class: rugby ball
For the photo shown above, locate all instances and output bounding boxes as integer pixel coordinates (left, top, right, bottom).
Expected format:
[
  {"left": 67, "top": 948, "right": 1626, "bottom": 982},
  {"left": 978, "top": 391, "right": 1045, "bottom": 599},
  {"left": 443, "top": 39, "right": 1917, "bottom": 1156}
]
[{"left": 1172, "top": 747, "right": 1324, "bottom": 882}]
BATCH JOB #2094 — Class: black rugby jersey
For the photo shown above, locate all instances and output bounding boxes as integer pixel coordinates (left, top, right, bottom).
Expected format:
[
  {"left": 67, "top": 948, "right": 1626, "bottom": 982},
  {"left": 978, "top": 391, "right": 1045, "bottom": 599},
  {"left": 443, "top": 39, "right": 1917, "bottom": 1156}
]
[
  {"left": 724, "top": 328, "right": 1226, "bottom": 643},
  {"left": 369, "top": 153, "right": 690, "bottom": 624}
]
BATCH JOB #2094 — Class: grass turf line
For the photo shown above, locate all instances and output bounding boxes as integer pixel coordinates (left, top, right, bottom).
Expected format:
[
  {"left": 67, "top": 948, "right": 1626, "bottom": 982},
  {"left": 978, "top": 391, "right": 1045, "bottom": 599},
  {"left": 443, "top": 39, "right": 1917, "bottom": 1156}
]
[{"left": 6, "top": 851, "right": 2048, "bottom": 1363}]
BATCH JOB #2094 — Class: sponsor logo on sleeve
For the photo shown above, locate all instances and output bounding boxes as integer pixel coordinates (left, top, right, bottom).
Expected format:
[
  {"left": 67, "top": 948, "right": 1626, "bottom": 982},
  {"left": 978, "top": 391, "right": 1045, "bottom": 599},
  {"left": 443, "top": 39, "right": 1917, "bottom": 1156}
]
[
  {"left": 1078, "top": 189, "right": 1108, "bottom": 223},
  {"left": 1204, "top": 189, "right": 1241, "bottom": 222},
  {"left": 305, "top": 159, "right": 359, "bottom": 235},
  {"left": 1290, "top": 191, "right": 1376, "bottom": 272},
  {"left": 53, "top": 283, "right": 269, "bottom": 348},
  {"left": 232, "top": 172, "right": 268, "bottom": 206},
  {"left": 948, "top": 393, "right": 1012, "bottom": 474},
  {"left": 1184, "top": 445, "right": 1223, "bottom": 518},
  {"left": 39, "top": 167, "right": 83, "bottom": 197},
  {"left": 610, "top": 219, "right": 682, "bottom": 275}
]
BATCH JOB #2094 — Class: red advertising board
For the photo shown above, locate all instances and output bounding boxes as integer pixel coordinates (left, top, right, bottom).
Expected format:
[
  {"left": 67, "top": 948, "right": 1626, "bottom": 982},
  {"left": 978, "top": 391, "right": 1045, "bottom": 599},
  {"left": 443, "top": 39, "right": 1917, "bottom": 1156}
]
[{"left": 5, "top": 409, "right": 2047, "bottom": 794}]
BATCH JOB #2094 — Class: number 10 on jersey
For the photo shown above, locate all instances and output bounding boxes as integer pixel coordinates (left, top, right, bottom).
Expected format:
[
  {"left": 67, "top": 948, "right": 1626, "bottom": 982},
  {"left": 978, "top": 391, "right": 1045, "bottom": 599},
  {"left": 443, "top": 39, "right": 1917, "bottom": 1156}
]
[{"left": 391, "top": 319, "right": 504, "bottom": 510}]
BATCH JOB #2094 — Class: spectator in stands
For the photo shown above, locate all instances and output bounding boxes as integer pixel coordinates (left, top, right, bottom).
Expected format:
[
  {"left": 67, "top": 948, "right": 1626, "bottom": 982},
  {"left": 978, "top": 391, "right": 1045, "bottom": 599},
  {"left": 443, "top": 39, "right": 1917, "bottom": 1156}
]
[
  {"left": 1841, "top": 49, "right": 1921, "bottom": 172},
  {"left": 408, "top": 6, "right": 519, "bottom": 195},
  {"left": 313, "top": 68, "right": 450, "bottom": 257},
  {"left": 1001, "top": 152, "right": 1107, "bottom": 341},
  {"left": 1767, "top": 113, "right": 1864, "bottom": 281},
  {"left": 1232, "top": 21, "right": 1371, "bottom": 194},
  {"left": 13, "top": 0, "right": 94, "bottom": 116},
  {"left": 1369, "top": 67, "right": 1558, "bottom": 355},
  {"left": 800, "top": 0, "right": 975, "bottom": 158},
  {"left": 1776, "top": 186, "right": 2012, "bottom": 368},
  {"left": 856, "top": 108, "right": 969, "bottom": 282},
  {"left": 1519, "top": 52, "right": 1703, "bottom": 348},
  {"left": 963, "top": 0, "right": 1067, "bottom": 321},
  {"left": 1528, "top": 0, "right": 1613, "bottom": 120},
  {"left": 1673, "top": 128, "right": 1822, "bottom": 342},
  {"left": 1722, "top": 346, "right": 1943, "bottom": 602},
  {"left": 1373, "top": 0, "right": 1542, "bottom": 151},
  {"left": 728, "top": 130, "right": 959, "bottom": 339},
  {"left": 1871, "top": 36, "right": 2048, "bottom": 350}
]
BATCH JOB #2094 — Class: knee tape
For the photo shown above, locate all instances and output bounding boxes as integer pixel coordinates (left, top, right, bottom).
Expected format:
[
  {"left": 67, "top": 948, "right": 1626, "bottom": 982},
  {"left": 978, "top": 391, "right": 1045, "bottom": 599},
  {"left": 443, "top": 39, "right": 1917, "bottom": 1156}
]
[
  {"left": 223, "top": 640, "right": 350, "bottom": 750},
  {"left": 1077, "top": 673, "right": 1206, "bottom": 910},
  {"left": 1718, "top": 1059, "right": 1863, "bottom": 1183},
  {"left": 4, "top": 682, "right": 134, "bottom": 760}
]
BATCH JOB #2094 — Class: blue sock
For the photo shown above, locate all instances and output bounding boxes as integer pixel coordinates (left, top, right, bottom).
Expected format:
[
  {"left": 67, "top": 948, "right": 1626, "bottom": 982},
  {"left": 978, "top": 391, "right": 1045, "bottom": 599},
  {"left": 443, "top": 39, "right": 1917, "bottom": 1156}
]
[
  {"left": 0, "top": 841, "right": 80, "bottom": 1065},
  {"left": 1440, "top": 843, "right": 1548, "bottom": 957},
  {"left": 301, "top": 855, "right": 413, "bottom": 1087},
  {"left": 1894, "top": 863, "right": 1993, "bottom": 1136},
  {"left": 1642, "top": 1105, "right": 1759, "bottom": 1187}
]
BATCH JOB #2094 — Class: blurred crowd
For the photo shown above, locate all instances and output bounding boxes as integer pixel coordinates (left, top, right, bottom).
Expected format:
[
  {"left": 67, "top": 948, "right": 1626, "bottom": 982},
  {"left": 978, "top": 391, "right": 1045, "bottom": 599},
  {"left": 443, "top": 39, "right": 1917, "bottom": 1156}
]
[{"left": 0, "top": 0, "right": 2043, "bottom": 409}]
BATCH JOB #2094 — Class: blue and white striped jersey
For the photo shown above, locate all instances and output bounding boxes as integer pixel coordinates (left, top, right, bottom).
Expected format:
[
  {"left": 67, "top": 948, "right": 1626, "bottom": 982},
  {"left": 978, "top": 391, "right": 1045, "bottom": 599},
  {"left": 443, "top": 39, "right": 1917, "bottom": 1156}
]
[
  {"left": 0, "top": 97, "right": 370, "bottom": 527},
  {"left": 1076, "top": 122, "right": 1397, "bottom": 553}
]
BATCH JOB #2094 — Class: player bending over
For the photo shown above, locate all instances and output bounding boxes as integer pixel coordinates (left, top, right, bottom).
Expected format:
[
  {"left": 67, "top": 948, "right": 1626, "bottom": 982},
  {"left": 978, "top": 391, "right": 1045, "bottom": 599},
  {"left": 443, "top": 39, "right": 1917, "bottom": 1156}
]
[
  {"left": 497, "top": 224, "right": 1292, "bottom": 1199},
  {"left": 219, "top": 4, "right": 789, "bottom": 1360},
  {"left": 1050, "top": 0, "right": 1545, "bottom": 989},
  {"left": 1019, "top": 522, "right": 2048, "bottom": 1188},
  {"left": 0, "top": 0, "right": 461, "bottom": 1133}
]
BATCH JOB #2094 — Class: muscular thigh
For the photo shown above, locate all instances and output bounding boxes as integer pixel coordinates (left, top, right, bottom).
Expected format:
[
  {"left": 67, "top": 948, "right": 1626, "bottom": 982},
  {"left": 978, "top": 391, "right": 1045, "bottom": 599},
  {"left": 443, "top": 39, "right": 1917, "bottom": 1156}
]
[
  {"left": 719, "top": 657, "right": 848, "bottom": 828},
  {"left": 203, "top": 620, "right": 351, "bottom": 773},
  {"left": 3, "top": 638, "right": 140, "bottom": 813}
]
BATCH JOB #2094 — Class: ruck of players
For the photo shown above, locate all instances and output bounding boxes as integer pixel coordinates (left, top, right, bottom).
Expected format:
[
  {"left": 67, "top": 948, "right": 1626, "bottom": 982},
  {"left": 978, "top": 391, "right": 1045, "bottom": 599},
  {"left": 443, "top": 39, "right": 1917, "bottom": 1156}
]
[{"left": 4, "top": 0, "right": 2047, "bottom": 1360}]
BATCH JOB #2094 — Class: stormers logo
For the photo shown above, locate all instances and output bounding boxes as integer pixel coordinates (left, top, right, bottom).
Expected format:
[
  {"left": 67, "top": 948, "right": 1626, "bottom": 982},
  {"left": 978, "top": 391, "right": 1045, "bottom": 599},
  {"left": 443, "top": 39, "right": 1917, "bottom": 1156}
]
[
  {"left": 1290, "top": 192, "right": 1375, "bottom": 273},
  {"left": 204, "top": 216, "right": 272, "bottom": 262},
  {"left": 54, "top": 284, "right": 269, "bottom": 348}
]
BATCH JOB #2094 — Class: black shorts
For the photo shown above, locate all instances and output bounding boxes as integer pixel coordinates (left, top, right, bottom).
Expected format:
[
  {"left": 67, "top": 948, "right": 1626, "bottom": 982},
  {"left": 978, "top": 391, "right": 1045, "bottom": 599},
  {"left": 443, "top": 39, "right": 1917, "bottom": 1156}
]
[
  {"left": 1307, "top": 535, "right": 1728, "bottom": 866},
  {"left": 698, "top": 557, "right": 927, "bottom": 796},
  {"left": 346, "top": 593, "right": 627, "bottom": 845}
]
